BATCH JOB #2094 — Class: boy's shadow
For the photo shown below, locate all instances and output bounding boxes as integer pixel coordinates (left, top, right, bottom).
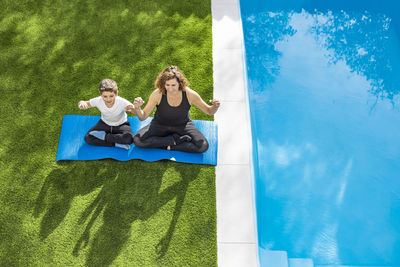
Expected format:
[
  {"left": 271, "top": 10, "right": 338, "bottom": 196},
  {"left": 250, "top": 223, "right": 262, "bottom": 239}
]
[
  {"left": 71, "top": 161, "right": 201, "bottom": 266},
  {"left": 33, "top": 161, "right": 114, "bottom": 240}
]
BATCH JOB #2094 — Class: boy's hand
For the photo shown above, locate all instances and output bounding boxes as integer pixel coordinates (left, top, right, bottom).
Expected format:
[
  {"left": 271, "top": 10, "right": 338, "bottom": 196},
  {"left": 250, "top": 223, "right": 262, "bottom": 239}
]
[
  {"left": 134, "top": 97, "right": 145, "bottom": 109},
  {"left": 125, "top": 104, "right": 135, "bottom": 114},
  {"left": 78, "top": 101, "right": 89, "bottom": 110}
]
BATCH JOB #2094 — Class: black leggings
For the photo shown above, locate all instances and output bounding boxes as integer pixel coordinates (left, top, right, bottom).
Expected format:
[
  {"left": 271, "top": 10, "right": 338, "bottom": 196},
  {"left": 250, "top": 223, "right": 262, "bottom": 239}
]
[
  {"left": 133, "top": 121, "right": 209, "bottom": 153},
  {"left": 84, "top": 120, "right": 134, "bottom": 147}
]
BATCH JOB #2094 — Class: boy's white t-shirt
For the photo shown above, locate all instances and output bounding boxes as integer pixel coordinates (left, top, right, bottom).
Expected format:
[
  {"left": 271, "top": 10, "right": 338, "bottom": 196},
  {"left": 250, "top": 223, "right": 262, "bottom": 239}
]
[{"left": 89, "top": 96, "right": 133, "bottom": 126}]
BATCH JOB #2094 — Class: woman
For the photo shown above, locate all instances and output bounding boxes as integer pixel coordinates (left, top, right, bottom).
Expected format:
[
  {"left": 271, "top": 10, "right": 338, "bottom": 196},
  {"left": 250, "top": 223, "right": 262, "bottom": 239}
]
[{"left": 133, "top": 66, "right": 220, "bottom": 153}]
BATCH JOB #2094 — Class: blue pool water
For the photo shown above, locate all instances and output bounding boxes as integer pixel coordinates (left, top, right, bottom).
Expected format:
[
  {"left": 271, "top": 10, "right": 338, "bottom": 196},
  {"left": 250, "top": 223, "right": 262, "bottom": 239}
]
[{"left": 239, "top": 0, "right": 400, "bottom": 266}]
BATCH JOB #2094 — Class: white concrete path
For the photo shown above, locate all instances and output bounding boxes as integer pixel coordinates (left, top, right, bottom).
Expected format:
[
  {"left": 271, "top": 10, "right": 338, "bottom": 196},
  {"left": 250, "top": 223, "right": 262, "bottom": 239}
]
[{"left": 212, "top": 0, "right": 258, "bottom": 266}]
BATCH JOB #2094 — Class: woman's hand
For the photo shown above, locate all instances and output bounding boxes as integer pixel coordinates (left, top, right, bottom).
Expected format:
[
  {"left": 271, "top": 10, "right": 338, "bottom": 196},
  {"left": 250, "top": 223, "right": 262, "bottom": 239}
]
[
  {"left": 209, "top": 99, "right": 220, "bottom": 108},
  {"left": 134, "top": 97, "right": 145, "bottom": 109},
  {"left": 133, "top": 96, "right": 149, "bottom": 121},
  {"left": 134, "top": 90, "right": 161, "bottom": 121},
  {"left": 209, "top": 99, "right": 220, "bottom": 114},
  {"left": 78, "top": 100, "right": 89, "bottom": 110}
]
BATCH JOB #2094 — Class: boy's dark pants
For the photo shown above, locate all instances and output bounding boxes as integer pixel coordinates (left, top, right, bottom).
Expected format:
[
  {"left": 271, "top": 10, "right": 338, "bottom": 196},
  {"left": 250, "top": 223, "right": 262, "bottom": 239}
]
[{"left": 84, "top": 119, "right": 134, "bottom": 147}]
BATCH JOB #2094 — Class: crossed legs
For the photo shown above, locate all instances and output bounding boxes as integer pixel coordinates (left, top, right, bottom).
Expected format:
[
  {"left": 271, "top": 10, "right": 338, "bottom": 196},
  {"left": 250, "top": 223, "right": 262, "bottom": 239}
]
[
  {"left": 133, "top": 121, "right": 209, "bottom": 153},
  {"left": 84, "top": 120, "right": 134, "bottom": 147}
]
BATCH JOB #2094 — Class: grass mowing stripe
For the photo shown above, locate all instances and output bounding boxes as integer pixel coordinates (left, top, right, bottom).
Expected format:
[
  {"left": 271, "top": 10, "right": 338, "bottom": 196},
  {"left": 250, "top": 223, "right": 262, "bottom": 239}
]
[{"left": 0, "top": 0, "right": 216, "bottom": 266}]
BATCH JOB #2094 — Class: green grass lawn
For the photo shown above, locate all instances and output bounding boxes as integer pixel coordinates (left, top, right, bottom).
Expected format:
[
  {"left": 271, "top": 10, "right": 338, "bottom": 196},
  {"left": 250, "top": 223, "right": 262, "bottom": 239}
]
[{"left": 0, "top": 0, "right": 216, "bottom": 266}]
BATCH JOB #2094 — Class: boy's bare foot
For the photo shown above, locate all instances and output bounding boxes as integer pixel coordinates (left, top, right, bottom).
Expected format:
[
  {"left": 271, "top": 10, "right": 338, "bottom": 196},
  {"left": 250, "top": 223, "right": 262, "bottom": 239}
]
[{"left": 89, "top": 131, "right": 106, "bottom": 140}]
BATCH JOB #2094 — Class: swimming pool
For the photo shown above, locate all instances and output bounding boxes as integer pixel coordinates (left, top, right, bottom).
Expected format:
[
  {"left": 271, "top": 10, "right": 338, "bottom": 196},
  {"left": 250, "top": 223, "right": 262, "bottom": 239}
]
[{"left": 239, "top": 0, "right": 400, "bottom": 266}]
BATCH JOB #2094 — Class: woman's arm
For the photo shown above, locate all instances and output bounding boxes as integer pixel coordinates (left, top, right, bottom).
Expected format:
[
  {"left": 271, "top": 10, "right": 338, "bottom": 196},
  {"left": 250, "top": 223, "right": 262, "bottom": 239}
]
[
  {"left": 78, "top": 100, "right": 92, "bottom": 110},
  {"left": 186, "top": 88, "right": 220, "bottom": 115},
  {"left": 134, "top": 89, "right": 161, "bottom": 121}
]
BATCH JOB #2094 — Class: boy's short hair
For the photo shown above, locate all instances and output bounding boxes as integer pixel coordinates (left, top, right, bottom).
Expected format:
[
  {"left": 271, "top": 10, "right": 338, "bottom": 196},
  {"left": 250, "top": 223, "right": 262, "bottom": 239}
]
[{"left": 99, "top": 79, "right": 118, "bottom": 94}]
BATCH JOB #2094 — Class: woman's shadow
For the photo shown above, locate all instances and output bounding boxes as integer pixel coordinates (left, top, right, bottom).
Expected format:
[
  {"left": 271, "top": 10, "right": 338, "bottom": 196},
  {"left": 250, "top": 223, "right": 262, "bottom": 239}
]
[
  {"left": 33, "top": 161, "right": 115, "bottom": 240},
  {"left": 70, "top": 161, "right": 201, "bottom": 266}
]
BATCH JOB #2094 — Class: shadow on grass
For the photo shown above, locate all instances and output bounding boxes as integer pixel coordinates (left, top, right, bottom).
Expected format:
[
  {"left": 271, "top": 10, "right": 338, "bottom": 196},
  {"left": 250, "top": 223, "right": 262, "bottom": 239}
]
[
  {"left": 78, "top": 162, "right": 200, "bottom": 266},
  {"left": 34, "top": 160, "right": 200, "bottom": 266},
  {"left": 33, "top": 161, "right": 115, "bottom": 239}
]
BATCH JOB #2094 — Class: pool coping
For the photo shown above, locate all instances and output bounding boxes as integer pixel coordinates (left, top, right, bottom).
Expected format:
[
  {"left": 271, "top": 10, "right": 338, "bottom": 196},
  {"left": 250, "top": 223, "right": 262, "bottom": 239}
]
[{"left": 212, "top": 0, "right": 259, "bottom": 266}]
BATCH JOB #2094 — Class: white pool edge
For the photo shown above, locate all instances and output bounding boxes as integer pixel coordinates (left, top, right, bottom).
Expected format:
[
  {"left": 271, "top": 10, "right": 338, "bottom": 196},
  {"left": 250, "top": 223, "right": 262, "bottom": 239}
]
[{"left": 212, "top": 0, "right": 259, "bottom": 266}]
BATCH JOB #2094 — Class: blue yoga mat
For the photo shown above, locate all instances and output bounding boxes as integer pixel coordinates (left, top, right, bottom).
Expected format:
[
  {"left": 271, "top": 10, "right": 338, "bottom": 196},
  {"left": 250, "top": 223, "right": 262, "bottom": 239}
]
[{"left": 56, "top": 115, "right": 218, "bottom": 165}]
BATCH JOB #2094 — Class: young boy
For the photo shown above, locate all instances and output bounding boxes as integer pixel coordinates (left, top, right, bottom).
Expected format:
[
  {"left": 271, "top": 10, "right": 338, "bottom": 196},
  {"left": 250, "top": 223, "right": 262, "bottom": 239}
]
[{"left": 78, "top": 79, "right": 135, "bottom": 150}]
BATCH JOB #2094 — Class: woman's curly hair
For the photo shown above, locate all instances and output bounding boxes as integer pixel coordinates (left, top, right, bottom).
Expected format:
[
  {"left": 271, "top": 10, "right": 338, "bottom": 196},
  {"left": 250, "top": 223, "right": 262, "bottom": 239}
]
[{"left": 154, "top": 66, "right": 189, "bottom": 93}]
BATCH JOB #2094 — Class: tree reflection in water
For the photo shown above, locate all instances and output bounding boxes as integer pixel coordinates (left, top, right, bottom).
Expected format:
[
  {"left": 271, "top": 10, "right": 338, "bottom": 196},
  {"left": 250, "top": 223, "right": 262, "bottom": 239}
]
[
  {"left": 243, "top": 9, "right": 400, "bottom": 105},
  {"left": 243, "top": 11, "right": 296, "bottom": 92},
  {"left": 310, "top": 10, "right": 400, "bottom": 104}
]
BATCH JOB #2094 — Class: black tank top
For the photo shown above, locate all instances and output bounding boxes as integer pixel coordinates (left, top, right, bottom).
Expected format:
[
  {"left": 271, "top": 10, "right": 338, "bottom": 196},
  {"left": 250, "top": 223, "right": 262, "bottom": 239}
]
[{"left": 153, "top": 91, "right": 191, "bottom": 126}]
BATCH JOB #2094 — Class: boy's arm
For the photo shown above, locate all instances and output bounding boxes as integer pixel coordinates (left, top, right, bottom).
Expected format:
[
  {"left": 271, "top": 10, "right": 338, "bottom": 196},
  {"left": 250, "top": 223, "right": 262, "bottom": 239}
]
[{"left": 78, "top": 100, "right": 92, "bottom": 110}]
